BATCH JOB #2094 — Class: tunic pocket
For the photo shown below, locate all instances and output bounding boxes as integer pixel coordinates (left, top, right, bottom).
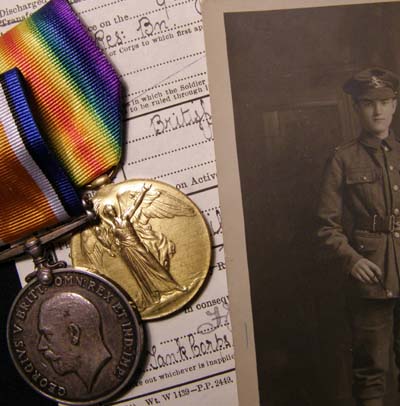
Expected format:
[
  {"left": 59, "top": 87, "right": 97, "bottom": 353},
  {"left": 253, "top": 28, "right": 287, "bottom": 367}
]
[
  {"left": 346, "top": 168, "right": 381, "bottom": 185},
  {"left": 352, "top": 232, "right": 385, "bottom": 272},
  {"left": 349, "top": 233, "right": 387, "bottom": 299},
  {"left": 353, "top": 233, "right": 382, "bottom": 253},
  {"left": 346, "top": 167, "right": 382, "bottom": 206}
]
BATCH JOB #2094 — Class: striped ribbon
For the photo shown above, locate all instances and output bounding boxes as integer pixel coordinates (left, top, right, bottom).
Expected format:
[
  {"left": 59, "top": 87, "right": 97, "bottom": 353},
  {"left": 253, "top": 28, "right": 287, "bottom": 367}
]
[
  {"left": 0, "top": 0, "right": 122, "bottom": 187},
  {"left": 0, "top": 0, "right": 122, "bottom": 245},
  {"left": 0, "top": 68, "right": 83, "bottom": 245}
]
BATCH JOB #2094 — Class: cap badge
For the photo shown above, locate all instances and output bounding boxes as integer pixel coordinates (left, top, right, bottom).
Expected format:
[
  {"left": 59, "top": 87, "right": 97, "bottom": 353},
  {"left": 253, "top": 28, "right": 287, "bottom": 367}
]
[{"left": 370, "top": 76, "right": 385, "bottom": 88}]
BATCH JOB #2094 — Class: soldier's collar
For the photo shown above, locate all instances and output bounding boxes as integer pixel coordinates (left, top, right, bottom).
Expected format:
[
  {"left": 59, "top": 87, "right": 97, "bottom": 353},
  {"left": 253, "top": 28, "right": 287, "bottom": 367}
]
[{"left": 359, "top": 129, "right": 397, "bottom": 150}]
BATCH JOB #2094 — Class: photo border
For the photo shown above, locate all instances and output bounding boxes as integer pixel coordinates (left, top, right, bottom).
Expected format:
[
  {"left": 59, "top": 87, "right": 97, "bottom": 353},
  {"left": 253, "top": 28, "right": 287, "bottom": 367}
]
[{"left": 202, "top": 0, "right": 400, "bottom": 404}]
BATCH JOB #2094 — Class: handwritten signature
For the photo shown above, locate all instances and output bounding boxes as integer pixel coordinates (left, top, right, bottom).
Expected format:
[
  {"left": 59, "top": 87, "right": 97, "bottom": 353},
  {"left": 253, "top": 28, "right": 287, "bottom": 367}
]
[
  {"left": 197, "top": 303, "right": 231, "bottom": 335},
  {"left": 93, "top": 29, "right": 124, "bottom": 50},
  {"left": 147, "top": 331, "right": 232, "bottom": 370},
  {"left": 150, "top": 99, "right": 212, "bottom": 140},
  {"left": 137, "top": 16, "right": 168, "bottom": 38}
]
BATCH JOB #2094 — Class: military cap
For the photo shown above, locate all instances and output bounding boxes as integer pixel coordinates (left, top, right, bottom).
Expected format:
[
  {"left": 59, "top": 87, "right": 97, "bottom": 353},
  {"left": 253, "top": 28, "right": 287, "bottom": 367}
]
[{"left": 343, "top": 67, "right": 399, "bottom": 100}]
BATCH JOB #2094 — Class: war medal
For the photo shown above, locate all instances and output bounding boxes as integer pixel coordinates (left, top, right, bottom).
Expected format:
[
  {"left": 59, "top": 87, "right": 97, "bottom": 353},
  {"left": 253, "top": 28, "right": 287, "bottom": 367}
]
[
  {"left": 8, "top": 264, "right": 143, "bottom": 405},
  {"left": 71, "top": 180, "right": 211, "bottom": 319},
  {"left": 0, "top": 1, "right": 143, "bottom": 404}
]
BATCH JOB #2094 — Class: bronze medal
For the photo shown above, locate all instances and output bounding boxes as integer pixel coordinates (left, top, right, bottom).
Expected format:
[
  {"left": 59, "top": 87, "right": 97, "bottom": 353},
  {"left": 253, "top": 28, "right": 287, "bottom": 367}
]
[
  {"left": 71, "top": 179, "right": 211, "bottom": 319},
  {"left": 7, "top": 267, "right": 143, "bottom": 405}
]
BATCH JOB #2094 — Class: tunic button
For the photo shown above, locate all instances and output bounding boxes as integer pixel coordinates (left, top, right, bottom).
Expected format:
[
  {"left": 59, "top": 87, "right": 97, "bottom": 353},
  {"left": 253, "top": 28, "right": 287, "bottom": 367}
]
[
  {"left": 394, "top": 232, "right": 400, "bottom": 238},
  {"left": 384, "top": 146, "right": 390, "bottom": 152},
  {"left": 362, "top": 176, "right": 368, "bottom": 181},
  {"left": 394, "top": 185, "right": 399, "bottom": 191},
  {"left": 389, "top": 165, "right": 394, "bottom": 171},
  {"left": 394, "top": 208, "right": 400, "bottom": 215},
  {"left": 360, "top": 244, "right": 365, "bottom": 249}
]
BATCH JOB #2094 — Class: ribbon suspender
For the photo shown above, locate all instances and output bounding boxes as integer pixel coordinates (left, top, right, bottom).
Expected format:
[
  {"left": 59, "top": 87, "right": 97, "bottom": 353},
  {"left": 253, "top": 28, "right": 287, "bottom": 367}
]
[
  {"left": 0, "top": 68, "right": 83, "bottom": 245},
  {"left": 0, "top": 0, "right": 122, "bottom": 187}
]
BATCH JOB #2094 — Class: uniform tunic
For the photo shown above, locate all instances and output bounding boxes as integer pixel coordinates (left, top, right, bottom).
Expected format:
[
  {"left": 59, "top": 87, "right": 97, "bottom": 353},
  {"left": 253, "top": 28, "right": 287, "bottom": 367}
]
[{"left": 318, "top": 130, "right": 400, "bottom": 299}]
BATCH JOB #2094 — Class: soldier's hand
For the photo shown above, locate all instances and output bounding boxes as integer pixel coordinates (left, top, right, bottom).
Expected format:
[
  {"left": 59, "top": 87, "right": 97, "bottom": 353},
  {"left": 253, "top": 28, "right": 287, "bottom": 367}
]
[{"left": 351, "top": 258, "right": 382, "bottom": 284}]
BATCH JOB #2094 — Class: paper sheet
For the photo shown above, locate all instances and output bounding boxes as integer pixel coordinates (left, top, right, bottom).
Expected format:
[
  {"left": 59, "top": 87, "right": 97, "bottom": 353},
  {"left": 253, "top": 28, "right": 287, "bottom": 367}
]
[{"left": 0, "top": 0, "right": 238, "bottom": 404}]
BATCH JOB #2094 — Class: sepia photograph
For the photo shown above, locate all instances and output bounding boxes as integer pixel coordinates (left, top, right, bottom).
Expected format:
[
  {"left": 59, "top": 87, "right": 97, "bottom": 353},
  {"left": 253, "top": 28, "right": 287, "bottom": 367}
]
[{"left": 204, "top": 0, "right": 400, "bottom": 405}]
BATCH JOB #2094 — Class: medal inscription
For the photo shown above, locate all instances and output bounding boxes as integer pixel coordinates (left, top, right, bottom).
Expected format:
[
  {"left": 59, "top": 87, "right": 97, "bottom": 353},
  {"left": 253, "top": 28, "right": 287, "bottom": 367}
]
[
  {"left": 72, "top": 180, "right": 211, "bottom": 319},
  {"left": 8, "top": 269, "right": 143, "bottom": 405}
]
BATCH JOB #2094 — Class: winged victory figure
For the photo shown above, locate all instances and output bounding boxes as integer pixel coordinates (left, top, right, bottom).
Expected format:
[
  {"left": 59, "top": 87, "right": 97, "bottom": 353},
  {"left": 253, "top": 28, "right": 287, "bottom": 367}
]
[{"left": 88, "top": 183, "right": 195, "bottom": 310}]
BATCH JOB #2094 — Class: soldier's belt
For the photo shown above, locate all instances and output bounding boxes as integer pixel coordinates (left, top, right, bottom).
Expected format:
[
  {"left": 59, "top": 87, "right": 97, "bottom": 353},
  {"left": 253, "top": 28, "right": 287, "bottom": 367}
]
[{"left": 356, "top": 214, "right": 400, "bottom": 233}]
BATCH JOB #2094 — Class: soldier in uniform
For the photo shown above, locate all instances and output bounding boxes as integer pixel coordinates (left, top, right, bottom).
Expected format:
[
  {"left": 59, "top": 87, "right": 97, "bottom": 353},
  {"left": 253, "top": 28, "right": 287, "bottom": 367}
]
[{"left": 317, "top": 67, "right": 400, "bottom": 406}]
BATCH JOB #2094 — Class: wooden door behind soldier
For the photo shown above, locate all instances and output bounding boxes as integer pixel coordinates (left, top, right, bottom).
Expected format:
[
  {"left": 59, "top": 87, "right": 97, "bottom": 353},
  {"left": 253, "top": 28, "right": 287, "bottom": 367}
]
[{"left": 255, "top": 104, "right": 356, "bottom": 405}]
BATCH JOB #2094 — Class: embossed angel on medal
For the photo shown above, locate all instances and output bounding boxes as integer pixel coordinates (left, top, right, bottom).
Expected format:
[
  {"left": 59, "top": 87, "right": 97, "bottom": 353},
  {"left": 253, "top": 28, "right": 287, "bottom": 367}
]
[
  {"left": 71, "top": 180, "right": 212, "bottom": 319},
  {"left": 7, "top": 240, "right": 144, "bottom": 405}
]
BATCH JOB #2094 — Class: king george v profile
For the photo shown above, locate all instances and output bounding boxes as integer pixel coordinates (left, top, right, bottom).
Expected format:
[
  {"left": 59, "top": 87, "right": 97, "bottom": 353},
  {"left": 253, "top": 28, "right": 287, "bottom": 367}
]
[{"left": 37, "top": 292, "right": 111, "bottom": 392}]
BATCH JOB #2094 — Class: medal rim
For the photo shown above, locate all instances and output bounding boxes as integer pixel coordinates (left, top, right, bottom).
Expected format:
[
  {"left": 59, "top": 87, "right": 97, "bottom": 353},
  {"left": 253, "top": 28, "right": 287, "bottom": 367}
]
[
  {"left": 72, "top": 178, "right": 213, "bottom": 320},
  {"left": 7, "top": 267, "right": 144, "bottom": 406}
]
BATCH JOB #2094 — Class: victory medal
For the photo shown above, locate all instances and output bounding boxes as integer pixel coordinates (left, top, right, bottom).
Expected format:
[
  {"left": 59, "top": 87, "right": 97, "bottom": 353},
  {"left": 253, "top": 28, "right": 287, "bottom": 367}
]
[{"left": 71, "top": 180, "right": 211, "bottom": 319}]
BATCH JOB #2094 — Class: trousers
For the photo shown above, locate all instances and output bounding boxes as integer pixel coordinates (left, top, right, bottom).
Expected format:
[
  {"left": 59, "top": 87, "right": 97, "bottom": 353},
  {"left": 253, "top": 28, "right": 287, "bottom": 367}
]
[{"left": 347, "top": 297, "right": 400, "bottom": 402}]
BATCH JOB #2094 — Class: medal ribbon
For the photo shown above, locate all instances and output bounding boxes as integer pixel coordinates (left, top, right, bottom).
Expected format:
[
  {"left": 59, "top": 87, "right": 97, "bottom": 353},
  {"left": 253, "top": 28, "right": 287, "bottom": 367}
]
[
  {"left": 0, "top": 0, "right": 122, "bottom": 245},
  {"left": 0, "top": 0, "right": 122, "bottom": 187},
  {"left": 0, "top": 68, "right": 83, "bottom": 245}
]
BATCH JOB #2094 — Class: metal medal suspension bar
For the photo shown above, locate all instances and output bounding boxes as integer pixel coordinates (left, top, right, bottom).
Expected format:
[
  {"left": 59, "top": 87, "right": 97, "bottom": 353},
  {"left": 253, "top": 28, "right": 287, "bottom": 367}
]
[{"left": 0, "top": 1, "right": 143, "bottom": 405}]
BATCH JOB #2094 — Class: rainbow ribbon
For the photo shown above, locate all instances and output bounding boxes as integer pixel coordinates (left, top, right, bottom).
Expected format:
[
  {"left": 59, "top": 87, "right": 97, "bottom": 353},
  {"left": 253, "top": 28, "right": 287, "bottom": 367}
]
[
  {"left": 0, "top": 0, "right": 122, "bottom": 187},
  {"left": 0, "top": 68, "right": 83, "bottom": 245},
  {"left": 0, "top": 0, "right": 122, "bottom": 245}
]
